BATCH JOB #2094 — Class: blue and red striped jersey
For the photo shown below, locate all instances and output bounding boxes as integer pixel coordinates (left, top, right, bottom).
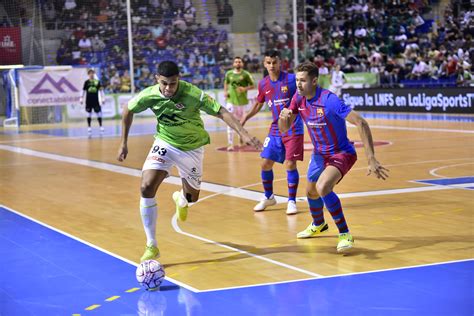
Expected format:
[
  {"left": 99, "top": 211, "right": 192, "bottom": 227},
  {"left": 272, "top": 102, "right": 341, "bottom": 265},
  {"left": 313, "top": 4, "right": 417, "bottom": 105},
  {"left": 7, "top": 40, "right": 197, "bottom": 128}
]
[
  {"left": 289, "top": 86, "right": 356, "bottom": 155},
  {"left": 257, "top": 72, "right": 304, "bottom": 137}
]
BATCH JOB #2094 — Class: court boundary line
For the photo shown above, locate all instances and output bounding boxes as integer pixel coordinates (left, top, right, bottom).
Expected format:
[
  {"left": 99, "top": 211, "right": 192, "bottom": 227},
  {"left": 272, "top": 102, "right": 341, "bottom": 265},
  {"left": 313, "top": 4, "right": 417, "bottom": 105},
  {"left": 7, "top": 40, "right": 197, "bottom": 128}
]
[
  {"left": 197, "top": 258, "right": 474, "bottom": 293},
  {"left": 0, "top": 204, "right": 200, "bottom": 293}
]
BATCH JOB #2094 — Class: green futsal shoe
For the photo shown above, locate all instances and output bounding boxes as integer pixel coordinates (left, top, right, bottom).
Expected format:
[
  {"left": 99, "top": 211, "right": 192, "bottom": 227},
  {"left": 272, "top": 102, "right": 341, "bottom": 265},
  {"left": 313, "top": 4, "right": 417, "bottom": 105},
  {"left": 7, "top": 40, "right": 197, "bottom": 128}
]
[
  {"left": 173, "top": 191, "right": 188, "bottom": 222},
  {"left": 140, "top": 245, "right": 160, "bottom": 262},
  {"left": 337, "top": 233, "right": 354, "bottom": 253},
  {"left": 297, "top": 222, "right": 329, "bottom": 239}
]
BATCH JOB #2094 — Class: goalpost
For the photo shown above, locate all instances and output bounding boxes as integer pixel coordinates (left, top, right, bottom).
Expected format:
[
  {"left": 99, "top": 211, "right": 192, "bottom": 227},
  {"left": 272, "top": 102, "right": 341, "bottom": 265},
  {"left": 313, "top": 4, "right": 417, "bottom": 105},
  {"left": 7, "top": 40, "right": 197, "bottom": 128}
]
[{"left": 4, "top": 65, "right": 89, "bottom": 127}]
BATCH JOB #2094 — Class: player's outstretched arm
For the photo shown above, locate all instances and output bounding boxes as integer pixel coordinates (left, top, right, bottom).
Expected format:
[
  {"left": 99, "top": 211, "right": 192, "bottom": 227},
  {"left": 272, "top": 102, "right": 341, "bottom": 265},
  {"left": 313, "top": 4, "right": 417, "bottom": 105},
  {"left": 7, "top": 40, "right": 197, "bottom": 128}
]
[
  {"left": 117, "top": 106, "right": 134, "bottom": 162},
  {"left": 345, "top": 111, "right": 389, "bottom": 180},
  {"left": 241, "top": 101, "right": 264, "bottom": 126},
  {"left": 278, "top": 108, "right": 296, "bottom": 133},
  {"left": 217, "top": 106, "right": 262, "bottom": 149}
]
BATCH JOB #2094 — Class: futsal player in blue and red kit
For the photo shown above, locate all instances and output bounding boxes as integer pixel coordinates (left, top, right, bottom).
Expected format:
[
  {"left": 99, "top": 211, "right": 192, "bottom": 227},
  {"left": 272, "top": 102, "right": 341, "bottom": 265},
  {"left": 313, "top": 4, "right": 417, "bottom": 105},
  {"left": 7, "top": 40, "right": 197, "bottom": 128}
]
[
  {"left": 241, "top": 50, "right": 304, "bottom": 215},
  {"left": 279, "top": 62, "right": 389, "bottom": 252}
]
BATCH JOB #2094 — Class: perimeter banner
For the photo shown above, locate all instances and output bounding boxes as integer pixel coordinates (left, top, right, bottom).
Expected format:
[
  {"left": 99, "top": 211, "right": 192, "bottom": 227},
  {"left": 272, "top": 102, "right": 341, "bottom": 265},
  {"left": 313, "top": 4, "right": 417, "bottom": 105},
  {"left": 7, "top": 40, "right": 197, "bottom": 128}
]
[
  {"left": 18, "top": 68, "right": 88, "bottom": 107},
  {"left": 342, "top": 88, "right": 474, "bottom": 113}
]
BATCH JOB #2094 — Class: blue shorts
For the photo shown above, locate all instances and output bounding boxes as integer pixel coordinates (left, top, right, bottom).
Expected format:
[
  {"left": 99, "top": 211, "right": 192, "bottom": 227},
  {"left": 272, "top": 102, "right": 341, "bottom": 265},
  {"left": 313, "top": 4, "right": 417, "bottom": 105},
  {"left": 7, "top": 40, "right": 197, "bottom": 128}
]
[{"left": 260, "top": 134, "right": 304, "bottom": 163}]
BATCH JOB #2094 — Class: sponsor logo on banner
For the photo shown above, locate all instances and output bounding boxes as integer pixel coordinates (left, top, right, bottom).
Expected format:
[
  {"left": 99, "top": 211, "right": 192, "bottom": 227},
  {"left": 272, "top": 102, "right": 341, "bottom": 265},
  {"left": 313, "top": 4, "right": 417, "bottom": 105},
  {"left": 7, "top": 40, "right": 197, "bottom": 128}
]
[
  {"left": 19, "top": 68, "right": 88, "bottom": 107},
  {"left": 30, "top": 74, "right": 79, "bottom": 94}
]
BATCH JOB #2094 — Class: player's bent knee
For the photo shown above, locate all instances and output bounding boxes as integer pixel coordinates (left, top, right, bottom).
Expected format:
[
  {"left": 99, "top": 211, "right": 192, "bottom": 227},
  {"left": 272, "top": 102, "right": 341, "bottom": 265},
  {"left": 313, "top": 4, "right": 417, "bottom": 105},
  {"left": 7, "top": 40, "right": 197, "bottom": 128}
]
[
  {"left": 140, "top": 183, "right": 157, "bottom": 198},
  {"left": 316, "top": 181, "right": 331, "bottom": 197},
  {"left": 261, "top": 159, "right": 274, "bottom": 170},
  {"left": 285, "top": 160, "right": 297, "bottom": 170}
]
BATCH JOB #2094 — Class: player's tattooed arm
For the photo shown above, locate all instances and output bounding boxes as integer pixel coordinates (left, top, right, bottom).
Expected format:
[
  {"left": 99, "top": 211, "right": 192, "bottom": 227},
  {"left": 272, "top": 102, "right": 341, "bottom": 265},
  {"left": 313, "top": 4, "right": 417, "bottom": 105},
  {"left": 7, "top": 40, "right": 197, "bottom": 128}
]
[{"left": 217, "top": 106, "right": 262, "bottom": 149}]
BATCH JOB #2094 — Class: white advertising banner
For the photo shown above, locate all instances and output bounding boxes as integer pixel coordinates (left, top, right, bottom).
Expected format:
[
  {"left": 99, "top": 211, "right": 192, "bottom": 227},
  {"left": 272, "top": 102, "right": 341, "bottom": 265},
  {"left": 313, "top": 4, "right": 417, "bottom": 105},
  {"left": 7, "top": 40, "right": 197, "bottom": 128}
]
[
  {"left": 18, "top": 68, "right": 88, "bottom": 107},
  {"left": 66, "top": 95, "right": 116, "bottom": 118}
]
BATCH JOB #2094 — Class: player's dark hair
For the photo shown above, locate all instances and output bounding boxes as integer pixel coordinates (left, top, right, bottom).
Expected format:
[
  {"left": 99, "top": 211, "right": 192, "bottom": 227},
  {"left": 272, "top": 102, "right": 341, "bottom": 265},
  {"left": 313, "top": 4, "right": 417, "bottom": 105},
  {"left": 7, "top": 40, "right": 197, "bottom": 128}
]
[
  {"left": 264, "top": 49, "right": 280, "bottom": 59},
  {"left": 87, "top": 69, "right": 95, "bottom": 74},
  {"left": 234, "top": 56, "right": 243, "bottom": 61},
  {"left": 295, "top": 62, "right": 319, "bottom": 78},
  {"left": 157, "top": 61, "right": 180, "bottom": 77}
]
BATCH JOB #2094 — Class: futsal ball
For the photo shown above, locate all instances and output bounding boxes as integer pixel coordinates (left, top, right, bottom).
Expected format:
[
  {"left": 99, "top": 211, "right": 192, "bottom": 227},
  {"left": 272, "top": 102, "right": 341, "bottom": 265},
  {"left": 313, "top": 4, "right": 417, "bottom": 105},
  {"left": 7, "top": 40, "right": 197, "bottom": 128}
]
[{"left": 136, "top": 260, "right": 165, "bottom": 291}]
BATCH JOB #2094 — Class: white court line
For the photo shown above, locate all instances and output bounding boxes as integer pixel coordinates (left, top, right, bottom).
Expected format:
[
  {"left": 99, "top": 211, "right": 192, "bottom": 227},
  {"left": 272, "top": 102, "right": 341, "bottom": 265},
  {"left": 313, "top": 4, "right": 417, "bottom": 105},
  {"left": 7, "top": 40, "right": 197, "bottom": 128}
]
[
  {"left": 351, "top": 124, "right": 474, "bottom": 134},
  {"left": 1, "top": 144, "right": 471, "bottom": 203},
  {"left": 0, "top": 204, "right": 200, "bottom": 293},
  {"left": 199, "top": 258, "right": 474, "bottom": 293},
  {"left": 171, "top": 214, "right": 322, "bottom": 278},
  {"left": 429, "top": 162, "right": 474, "bottom": 178},
  {"left": 1, "top": 120, "right": 473, "bottom": 145},
  {"left": 0, "top": 144, "right": 288, "bottom": 203}
]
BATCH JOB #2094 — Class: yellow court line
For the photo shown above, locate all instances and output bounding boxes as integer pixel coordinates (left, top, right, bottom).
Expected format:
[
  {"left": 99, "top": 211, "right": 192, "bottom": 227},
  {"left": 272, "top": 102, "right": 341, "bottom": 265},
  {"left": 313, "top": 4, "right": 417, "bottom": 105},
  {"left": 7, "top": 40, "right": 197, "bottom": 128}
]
[
  {"left": 105, "top": 295, "right": 120, "bottom": 302},
  {"left": 85, "top": 304, "right": 100, "bottom": 311},
  {"left": 72, "top": 314, "right": 81, "bottom": 316},
  {"left": 125, "top": 287, "right": 140, "bottom": 293}
]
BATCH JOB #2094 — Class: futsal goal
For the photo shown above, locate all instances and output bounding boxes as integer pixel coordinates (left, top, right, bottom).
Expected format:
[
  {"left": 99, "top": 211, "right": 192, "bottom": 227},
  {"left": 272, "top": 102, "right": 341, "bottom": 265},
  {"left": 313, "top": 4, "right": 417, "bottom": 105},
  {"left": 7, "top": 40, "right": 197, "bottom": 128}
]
[{"left": 4, "top": 65, "right": 89, "bottom": 127}]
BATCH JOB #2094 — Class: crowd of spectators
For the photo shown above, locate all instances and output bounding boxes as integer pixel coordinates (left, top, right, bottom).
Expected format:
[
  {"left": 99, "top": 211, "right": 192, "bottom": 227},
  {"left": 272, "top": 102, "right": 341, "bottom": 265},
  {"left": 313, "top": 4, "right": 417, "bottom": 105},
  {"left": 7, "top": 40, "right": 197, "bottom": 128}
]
[
  {"left": 260, "top": 0, "right": 473, "bottom": 87},
  {"left": 51, "top": 0, "right": 232, "bottom": 92},
  {"left": 3, "top": 0, "right": 472, "bottom": 90}
]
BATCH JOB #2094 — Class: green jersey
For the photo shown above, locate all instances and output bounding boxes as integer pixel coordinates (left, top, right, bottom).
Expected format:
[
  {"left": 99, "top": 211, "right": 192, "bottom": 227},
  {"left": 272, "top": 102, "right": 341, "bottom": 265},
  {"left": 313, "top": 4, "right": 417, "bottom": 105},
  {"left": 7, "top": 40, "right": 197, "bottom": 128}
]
[
  {"left": 128, "top": 80, "right": 221, "bottom": 151},
  {"left": 225, "top": 69, "right": 254, "bottom": 106}
]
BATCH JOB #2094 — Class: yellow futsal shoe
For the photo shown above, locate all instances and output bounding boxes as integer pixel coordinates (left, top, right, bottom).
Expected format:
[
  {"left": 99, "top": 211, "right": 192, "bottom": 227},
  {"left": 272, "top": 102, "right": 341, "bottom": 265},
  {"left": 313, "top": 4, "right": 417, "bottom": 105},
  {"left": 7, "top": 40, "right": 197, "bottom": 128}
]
[
  {"left": 297, "top": 222, "right": 329, "bottom": 239},
  {"left": 173, "top": 191, "right": 188, "bottom": 222},
  {"left": 140, "top": 245, "right": 160, "bottom": 262},
  {"left": 337, "top": 233, "right": 354, "bottom": 253}
]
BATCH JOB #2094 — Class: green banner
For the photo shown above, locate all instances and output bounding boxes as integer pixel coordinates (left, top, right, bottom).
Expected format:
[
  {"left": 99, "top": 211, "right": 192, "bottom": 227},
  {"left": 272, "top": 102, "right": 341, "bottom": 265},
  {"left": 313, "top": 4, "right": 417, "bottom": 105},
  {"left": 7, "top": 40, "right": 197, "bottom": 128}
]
[
  {"left": 344, "top": 72, "right": 378, "bottom": 85},
  {"left": 318, "top": 72, "right": 378, "bottom": 88}
]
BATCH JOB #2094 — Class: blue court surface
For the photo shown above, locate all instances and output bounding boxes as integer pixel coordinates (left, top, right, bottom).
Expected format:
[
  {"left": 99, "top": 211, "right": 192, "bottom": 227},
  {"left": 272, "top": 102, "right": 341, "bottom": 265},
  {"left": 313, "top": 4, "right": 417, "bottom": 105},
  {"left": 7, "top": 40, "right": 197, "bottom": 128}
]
[{"left": 1, "top": 205, "right": 472, "bottom": 315}]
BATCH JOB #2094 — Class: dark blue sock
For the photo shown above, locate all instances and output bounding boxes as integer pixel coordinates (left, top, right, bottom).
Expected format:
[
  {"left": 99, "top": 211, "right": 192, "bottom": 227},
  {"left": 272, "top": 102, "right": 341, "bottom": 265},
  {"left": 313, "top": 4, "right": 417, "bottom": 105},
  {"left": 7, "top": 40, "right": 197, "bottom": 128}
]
[
  {"left": 261, "top": 170, "right": 274, "bottom": 199},
  {"left": 321, "top": 192, "right": 349, "bottom": 233},
  {"left": 307, "top": 197, "right": 324, "bottom": 226},
  {"left": 287, "top": 169, "right": 299, "bottom": 202}
]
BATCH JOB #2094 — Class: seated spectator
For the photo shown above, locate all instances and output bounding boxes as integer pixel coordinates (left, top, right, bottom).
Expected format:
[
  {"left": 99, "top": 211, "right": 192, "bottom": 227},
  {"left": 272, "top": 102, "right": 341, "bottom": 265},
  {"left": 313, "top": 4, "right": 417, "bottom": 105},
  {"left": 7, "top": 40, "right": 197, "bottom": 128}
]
[
  {"left": 78, "top": 36, "right": 92, "bottom": 52},
  {"left": 120, "top": 70, "right": 131, "bottom": 92},
  {"left": 409, "top": 57, "right": 429, "bottom": 79},
  {"left": 91, "top": 34, "right": 105, "bottom": 52},
  {"left": 64, "top": 0, "right": 77, "bottom": 10}
]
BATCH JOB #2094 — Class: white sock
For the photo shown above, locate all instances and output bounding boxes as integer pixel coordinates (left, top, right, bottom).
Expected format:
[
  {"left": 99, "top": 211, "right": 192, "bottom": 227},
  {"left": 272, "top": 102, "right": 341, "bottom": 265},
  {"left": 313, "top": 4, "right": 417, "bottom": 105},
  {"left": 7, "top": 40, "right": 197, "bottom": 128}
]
[
  {"left": 178, "top": 190, "right": 189, "bottom": 208},
  {"left": 227, "top": 126, "right": 234, "bottom": 146},
  {"left": 140, "top": 197, "right": 158, "bottom": 247}
]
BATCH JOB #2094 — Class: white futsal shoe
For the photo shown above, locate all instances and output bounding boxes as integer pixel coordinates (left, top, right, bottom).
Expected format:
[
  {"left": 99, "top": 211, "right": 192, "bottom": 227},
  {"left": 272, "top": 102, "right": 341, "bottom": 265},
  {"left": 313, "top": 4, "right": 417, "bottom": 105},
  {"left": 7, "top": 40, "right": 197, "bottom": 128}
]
[
  {"left": 253, "top": 194, "right": 277, "bottom": 212},
  {"left": 286, "top": 200, "right": 298, "bottom": 215}
]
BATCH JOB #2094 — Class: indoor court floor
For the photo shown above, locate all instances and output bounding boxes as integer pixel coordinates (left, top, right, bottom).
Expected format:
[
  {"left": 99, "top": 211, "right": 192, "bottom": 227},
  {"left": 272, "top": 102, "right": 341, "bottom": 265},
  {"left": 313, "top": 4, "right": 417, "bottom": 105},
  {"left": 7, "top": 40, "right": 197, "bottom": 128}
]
[{"left": 0, "top": 111, "right": 473, "bottom": 315}]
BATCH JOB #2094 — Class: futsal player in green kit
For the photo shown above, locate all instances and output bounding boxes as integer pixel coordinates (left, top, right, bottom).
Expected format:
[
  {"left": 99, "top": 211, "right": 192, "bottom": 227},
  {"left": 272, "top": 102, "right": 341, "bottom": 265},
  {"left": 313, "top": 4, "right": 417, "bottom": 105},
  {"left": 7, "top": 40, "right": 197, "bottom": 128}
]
[
  {"left": 117, "top": 61, "right": 262, "bottom": 262},
  {"left": 224, "top": 57, "right": 255, "bottom": 150}
]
